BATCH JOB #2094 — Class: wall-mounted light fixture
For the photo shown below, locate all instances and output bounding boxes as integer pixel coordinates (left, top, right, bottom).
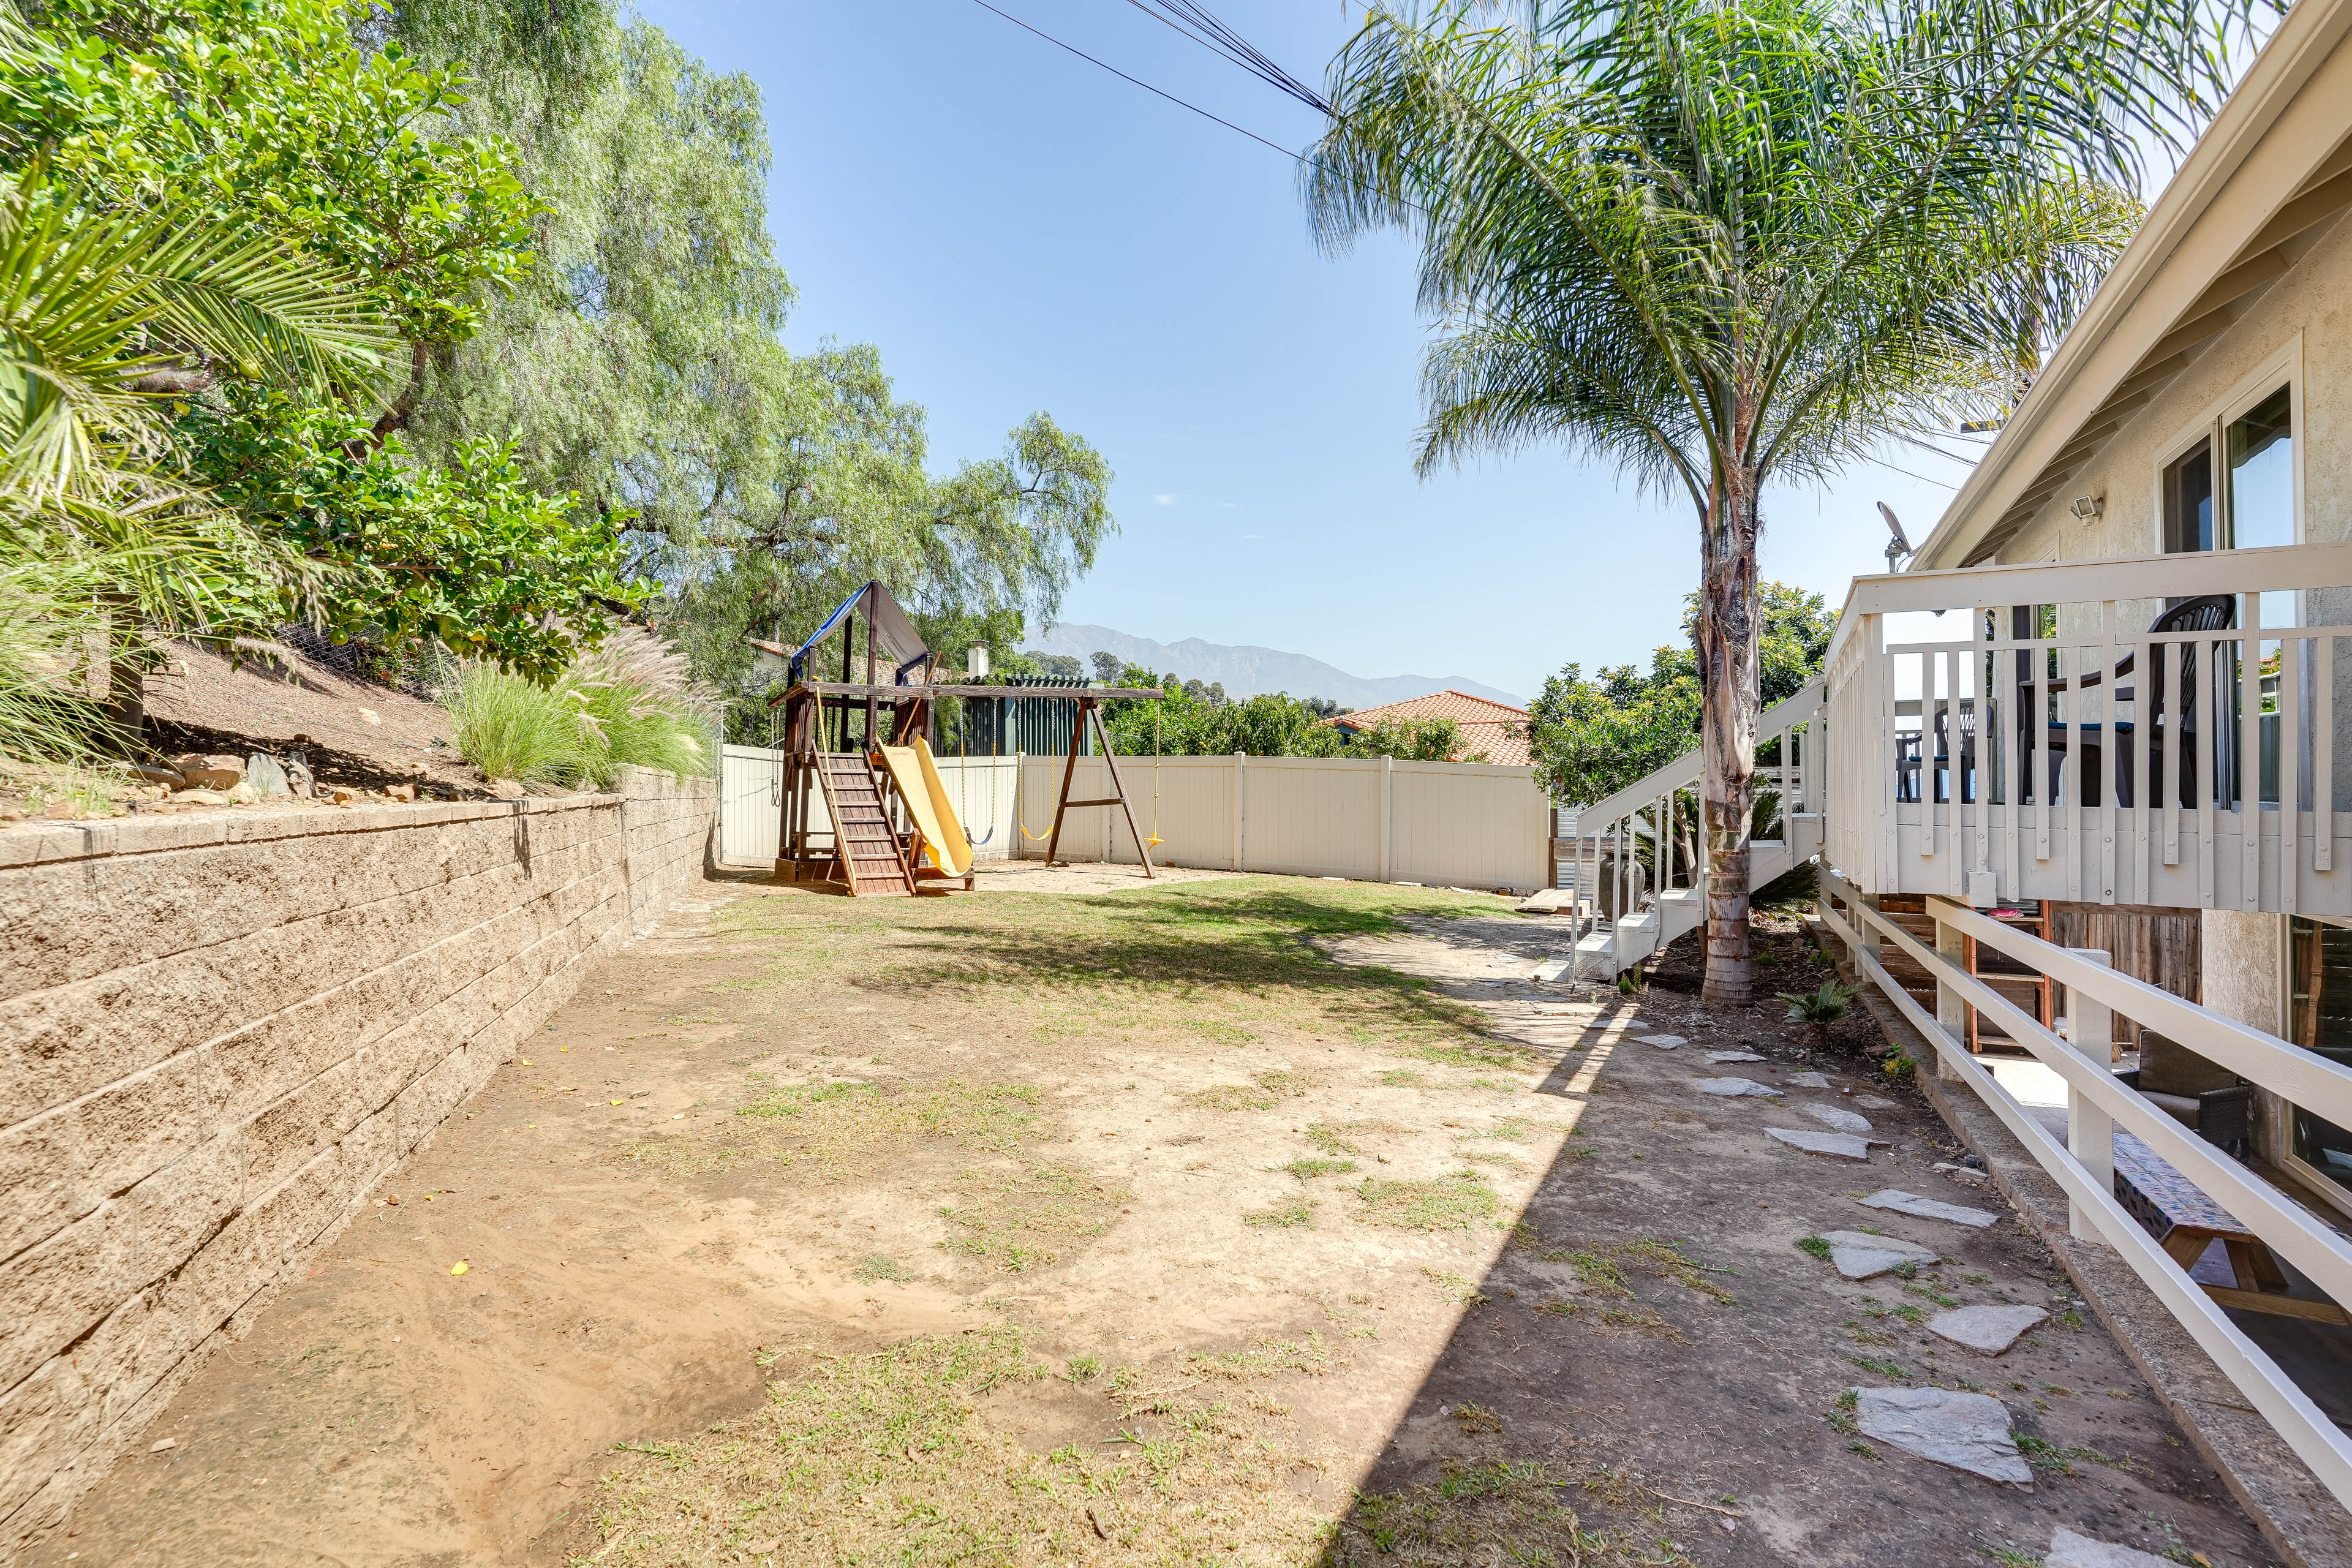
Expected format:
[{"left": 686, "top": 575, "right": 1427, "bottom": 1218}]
[{"left": 2069, "top": 494, "right": 2105, "bottom": 522}]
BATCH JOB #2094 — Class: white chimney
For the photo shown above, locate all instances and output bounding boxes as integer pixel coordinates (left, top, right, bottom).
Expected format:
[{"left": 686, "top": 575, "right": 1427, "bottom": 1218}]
[{"left": 967, "top": 644, "right": 990, "bottom": 678}]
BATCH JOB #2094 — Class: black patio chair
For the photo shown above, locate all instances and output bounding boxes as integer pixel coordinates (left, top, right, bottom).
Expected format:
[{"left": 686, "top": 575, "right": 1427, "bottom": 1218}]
[{"left": 2020, "top": 594, "right": 2236, "bottom": 807}]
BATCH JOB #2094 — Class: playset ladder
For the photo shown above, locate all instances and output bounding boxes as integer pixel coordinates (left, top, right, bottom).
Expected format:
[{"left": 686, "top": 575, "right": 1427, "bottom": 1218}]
[{"left": 816, "top": 752, "right": 914, "bottom": 897}]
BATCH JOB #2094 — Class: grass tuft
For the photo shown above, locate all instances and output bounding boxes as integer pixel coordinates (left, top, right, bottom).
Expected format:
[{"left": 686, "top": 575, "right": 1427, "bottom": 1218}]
[
  {"left": 1243, "top": 1195, "right": 1317, "bottom": 1229},
  {"left": 1351, "top": 1170, "right": 1499, "bottom": 1232}
]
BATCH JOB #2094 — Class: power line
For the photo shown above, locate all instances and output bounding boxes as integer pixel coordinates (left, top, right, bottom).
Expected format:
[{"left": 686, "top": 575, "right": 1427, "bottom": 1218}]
[
  {"left": 1118, "top": 1, "right": 1333, "bottom": 115},
  {"left": 962, "top": 1, "right": 1428, "bottom": 219},
  {"left": 965, "top": 0, "right": 1305, "bottom": 162}
]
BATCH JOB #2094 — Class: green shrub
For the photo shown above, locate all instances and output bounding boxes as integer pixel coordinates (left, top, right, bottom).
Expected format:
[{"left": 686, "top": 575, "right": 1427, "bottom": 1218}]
[
  {"left": 448, "top": 624, "right": 712, "bottom": 788},
  {"left": 1779, "top": 979, "right": 1860, "bottom": 1026}
]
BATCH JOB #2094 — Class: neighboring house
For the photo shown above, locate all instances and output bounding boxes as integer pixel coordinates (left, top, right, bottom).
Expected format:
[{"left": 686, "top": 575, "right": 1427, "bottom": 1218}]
[{"left": 1327, "top": 690, "right": 1532, "bottom": 765}]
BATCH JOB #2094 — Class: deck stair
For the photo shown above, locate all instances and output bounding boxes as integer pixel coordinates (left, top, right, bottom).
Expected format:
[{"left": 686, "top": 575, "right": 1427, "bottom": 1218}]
[
  {"left": 1572, "top": 834, "right": 1803, "bottom": 978},
  {"left": 1559, "top": 680, "right": 1825, "bottom": 981},
  {"left": 815, "top": 752, "right": 915, "bottom": 897}
]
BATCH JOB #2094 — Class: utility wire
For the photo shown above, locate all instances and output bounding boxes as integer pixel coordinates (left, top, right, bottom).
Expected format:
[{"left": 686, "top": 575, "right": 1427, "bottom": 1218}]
[
  {"left": 1118, "top": 0, "right": 1333, "bottom": 114},
  {"left": 964, "top": 0, "right": 1430, "bottom": 219},
  {"left": 966, "top": 0, "right": 1305, "bottom": 161}
]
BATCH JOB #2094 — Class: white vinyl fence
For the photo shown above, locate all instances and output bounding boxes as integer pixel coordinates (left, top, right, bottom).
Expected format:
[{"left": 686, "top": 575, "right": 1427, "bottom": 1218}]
[
  {"left": 723, "top": 746, "right": 1554, "bottom": 891},
  {"left": 1015, "top": 752, "right": 1551, "bottom": 892}
]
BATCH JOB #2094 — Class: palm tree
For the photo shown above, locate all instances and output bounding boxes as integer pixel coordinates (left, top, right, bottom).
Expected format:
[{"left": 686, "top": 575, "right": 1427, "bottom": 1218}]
[
  {"left": 1306, "top": 0, "right": 2264, "bottom": 1005},
  {"left": 0, "top": 170, "right": 393, "bottom": 747}
]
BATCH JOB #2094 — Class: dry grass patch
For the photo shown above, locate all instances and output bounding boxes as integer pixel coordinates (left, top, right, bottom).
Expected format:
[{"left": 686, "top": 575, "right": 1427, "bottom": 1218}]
[
  {"left": 617, "top": 1077, "right": 1043, "bottom": 1178},
  {"left": 582, "top": 1326, "right": 1340, "bottom": 1566},
  {"left": 1618, "top": 1238, "right": 1739, "bottom": 1306},
  {"left": 1244, "top": 1195, "right": 1317, "bottom": 1229},
  {"left": 939, "top": 1162, "right": 1129, "bottom": 1272},
  {"left": 1330, "top": 1459, "right": 1598, "bottom": 1567},
  {"left": 1187, "top": 1067, "right": 1323, "bottom": 1112}
]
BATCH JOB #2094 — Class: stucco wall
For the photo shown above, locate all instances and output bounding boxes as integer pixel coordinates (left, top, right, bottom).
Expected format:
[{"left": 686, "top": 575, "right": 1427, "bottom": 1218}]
[
  {"left": 1997, "top": 209, "right": 2352, "bottom": 579},
  {"left": 0, "top": 774, "right": 714, "bottom": 1545},
  {"left": 2201, "top": 908, "right": 2288, "bottom": 1159}
]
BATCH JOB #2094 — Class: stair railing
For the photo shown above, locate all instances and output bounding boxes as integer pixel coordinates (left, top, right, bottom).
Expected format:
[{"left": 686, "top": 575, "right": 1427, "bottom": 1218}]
[{"left": 1559, "top": 680, "right": 1825, "bottom": 978}]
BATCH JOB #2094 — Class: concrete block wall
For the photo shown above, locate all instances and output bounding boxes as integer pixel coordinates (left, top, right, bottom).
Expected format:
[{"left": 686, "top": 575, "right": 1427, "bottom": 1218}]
[
  {"left": 0, "top": 778, "right": 715, "bottom": 1546},
  {"left": 620, "top": 766, "right": 717, "bottom": 935}
]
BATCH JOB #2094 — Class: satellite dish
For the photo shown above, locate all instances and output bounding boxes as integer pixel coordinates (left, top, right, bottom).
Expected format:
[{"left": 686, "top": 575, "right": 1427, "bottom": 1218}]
[{"left": 1877, "top": 502, "right": 1915, "bottom": 572}]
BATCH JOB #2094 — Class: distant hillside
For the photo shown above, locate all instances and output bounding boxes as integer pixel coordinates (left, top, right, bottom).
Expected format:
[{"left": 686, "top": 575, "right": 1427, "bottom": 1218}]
[{"left": 1027, "top": 624, "right": 1525, "bottom": 711}]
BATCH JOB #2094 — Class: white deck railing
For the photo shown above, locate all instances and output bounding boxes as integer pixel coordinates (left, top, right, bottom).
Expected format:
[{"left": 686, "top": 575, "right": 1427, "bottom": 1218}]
[
  {"left": 1823, "top": 540, "right": 2352, "bottom": 911},
  {"left": 1817, "top": 872, "right": 2352, "bottom": 1508}
]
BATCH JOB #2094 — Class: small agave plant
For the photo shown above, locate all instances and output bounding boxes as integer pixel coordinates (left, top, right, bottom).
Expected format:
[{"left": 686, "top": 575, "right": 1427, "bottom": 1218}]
[{"left": 1779, "top": 979, "right": 1860, "bottom": 1029}]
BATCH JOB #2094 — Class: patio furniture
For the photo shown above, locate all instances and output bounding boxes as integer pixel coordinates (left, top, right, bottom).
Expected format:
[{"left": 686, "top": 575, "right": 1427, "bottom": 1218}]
[
  {"left": 2113, "top": 1129, "right": 2351, "bottom": 1324},
  {"left": 2020, "top": 593, "right": 2236, "bottom": 807},
  {"left": 2120, "top": 1031, "right": 2254, "bottom": 1156}
]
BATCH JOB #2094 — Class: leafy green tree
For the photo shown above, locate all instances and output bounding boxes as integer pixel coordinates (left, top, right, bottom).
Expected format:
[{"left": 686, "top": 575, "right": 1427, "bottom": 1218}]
[
  {"left": 3, "top": 0, "right": 538, "bottom": 416},
  {"left": 0, "top": 167, "right": 393, "bottom": 739},
  {"left": 387, "top": 0, "right": 1114, "bottom": 724},
  {"left": 1, "top": 0, "right": 639, "bottom": 709},
  {"left": 1308, "top": 0, "right": 2257, "bottom": 1002},
  {"left": 1102, "top": 667, "right": 1453, "bottom": 760},
  {"left": 186, "top": 391, "right": 641, "bottom": 678},
  {"left": 1349, "top": 717, "right": 1464, "bottom": 761},
  {"left": 1529, "top": 582, "right": 1834, "bottom": 805}
]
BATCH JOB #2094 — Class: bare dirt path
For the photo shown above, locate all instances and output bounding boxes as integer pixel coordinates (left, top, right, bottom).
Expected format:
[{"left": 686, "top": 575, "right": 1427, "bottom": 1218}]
[{"left": 36, "top": 870, "right": 2275, "bottom": 1567}]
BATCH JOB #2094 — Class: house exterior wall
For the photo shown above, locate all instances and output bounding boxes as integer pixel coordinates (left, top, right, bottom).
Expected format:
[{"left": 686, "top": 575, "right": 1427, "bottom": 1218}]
[
  {"left": 1993, "top": 209, "right": 2352, "bottom": 584},
  {"left": 1977, "top": 194, "right": 2352, "bottom": 1123},
  {"left": 0, "top": 772, "right": 715, "bottom": 1546}
]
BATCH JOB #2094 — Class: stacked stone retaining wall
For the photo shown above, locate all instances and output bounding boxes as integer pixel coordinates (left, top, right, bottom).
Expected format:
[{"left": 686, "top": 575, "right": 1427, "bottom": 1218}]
[{"left": 0, "top": 771, "right": 715, "bottom": 1545}]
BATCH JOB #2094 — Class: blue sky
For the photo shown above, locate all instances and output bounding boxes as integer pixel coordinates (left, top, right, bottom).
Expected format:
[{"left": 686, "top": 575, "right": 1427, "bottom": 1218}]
[{"left": 635, "top": 0, "right": 1974, "bottom": 702}]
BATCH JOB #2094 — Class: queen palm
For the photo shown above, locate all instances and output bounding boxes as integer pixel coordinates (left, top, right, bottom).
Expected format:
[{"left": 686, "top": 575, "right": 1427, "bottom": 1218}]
[{"left": 1307, "top": 0, "right": 2263, "bottom": 1004}]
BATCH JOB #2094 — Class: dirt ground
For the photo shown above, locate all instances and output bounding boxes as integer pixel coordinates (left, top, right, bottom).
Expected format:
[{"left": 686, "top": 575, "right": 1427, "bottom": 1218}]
[{"left": 35, "top": 867, "right": 2280, "bottom": 1567}]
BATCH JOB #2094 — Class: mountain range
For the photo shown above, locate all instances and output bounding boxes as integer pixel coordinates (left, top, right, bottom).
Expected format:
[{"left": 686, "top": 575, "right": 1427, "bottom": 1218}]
[{"left": 1025, "top": 624, "right": 1525, "bottom": 711}]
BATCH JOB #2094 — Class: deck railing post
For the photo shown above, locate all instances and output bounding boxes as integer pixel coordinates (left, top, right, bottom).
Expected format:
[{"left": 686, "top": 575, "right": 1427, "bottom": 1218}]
[
  {"left": 2065, "top": 948, "right": 2118, "bottom": 1242},
  {"left": 1933, "top": 911, "right": 1967, "bottom": 1082}
]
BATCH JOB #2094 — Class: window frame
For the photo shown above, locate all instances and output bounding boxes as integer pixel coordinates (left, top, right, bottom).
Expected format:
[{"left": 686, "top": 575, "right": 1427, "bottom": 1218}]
[{"left": 2149, "top": 334, "right": 2305, "bottom": 560}]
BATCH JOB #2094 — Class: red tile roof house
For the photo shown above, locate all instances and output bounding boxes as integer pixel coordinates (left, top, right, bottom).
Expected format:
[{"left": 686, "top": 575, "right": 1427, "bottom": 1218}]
[{"left": 1325, "top": 690, "right": 1532, "bottom": 766}]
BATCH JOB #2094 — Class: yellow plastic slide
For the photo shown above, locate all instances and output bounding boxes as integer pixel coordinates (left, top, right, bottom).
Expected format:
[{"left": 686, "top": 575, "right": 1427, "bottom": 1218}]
[{"left": 876, "top": 738, "right": 973, "bottom": 876}]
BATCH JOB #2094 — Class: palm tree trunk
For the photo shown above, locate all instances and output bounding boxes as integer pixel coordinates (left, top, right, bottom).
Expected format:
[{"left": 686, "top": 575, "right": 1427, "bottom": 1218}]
[{"left": 1698, "top": 467, "right": 1762, "bottom": 1006}]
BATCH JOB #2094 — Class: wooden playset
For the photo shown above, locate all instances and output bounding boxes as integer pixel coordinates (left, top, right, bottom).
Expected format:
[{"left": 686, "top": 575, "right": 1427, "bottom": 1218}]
[{"left": 756, "top": 581, "right": 1160, "bottom": 895}]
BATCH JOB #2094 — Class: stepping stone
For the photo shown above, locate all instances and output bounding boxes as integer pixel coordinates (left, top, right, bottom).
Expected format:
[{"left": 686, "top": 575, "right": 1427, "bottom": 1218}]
[
  {"left": 1698, "top": 1077, "right": 1782, "bottom": 1098},
  {"left": 1927, "top": 1304, "right": 2049, "bottom": 1356},
  {"left": 1789, "top": 1071, "right": 1833, "bottom": 1088},
  {"left": 1818, "top": 1229, "right": 1940, "bottom": 1280},
  {"left": 1861, "top": 1189, "right": 1999, "bottom": 1228},
  {"left": 1640, "top": 1035, "right": 1688, "bottom": 1049},
  {"left": 1853, "top": 1387, "right": 2031, "bottom": 1484},
  {"left": 1531, "top": 958, "right": 1574, "bottom": 982},
  {"left": 1515, "top": 889, "right": 1579, "bottom": 913},
  {"left": 1855, "top": 1093, "right": 1900, "bottom": 1109},
  {"left": 2046, "top": 1528, "right": 2176, "bottom": 1568},
  {"left": 1803, "top": 1104, "right": 1874, "bottom": 1134},
  {"left": 1707, "top": 1050, "right": 1765, "bottom": 1063},
  {"left": 1768, "top": 1126, "right": 1878, "bottom": 1161}
]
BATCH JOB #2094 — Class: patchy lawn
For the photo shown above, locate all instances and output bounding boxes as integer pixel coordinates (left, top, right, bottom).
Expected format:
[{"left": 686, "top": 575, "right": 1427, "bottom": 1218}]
[{"left": 37, "top": 871, "right": 2278, "bottom": 1568}]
